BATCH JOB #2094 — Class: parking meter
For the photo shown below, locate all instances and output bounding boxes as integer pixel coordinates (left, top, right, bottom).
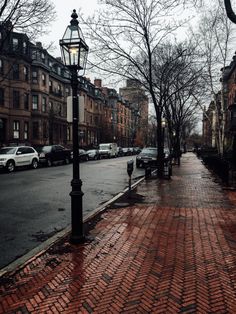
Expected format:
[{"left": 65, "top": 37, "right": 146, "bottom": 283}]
[{"left": 127, "top": 160, "right": 134, "bottom": 177}]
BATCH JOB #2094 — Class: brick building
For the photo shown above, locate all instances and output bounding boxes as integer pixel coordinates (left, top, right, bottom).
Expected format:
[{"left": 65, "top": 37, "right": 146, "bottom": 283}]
[
  {"left": 0, "top": 24, "right": 149, "bottom": 149},
  {"left": 0, "top": 23, "right": 71, "bottom": 147}
]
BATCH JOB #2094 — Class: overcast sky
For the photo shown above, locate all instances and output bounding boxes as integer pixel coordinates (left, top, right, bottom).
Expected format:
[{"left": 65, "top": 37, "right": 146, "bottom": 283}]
[{"left": 43, "top": 0, "right": 98, "bottom": 57}]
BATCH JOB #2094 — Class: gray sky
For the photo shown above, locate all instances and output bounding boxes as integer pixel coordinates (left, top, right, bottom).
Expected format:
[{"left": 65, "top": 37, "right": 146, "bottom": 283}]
[{"left": 43, "top": 0, "right": 99, "bottom": 58}]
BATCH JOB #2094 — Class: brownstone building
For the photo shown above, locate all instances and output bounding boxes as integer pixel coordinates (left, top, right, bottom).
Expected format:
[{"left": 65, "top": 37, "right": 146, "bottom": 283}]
[
  {"left": 119, "top": 79, "right": 149, "bottom": 147},
  {"left": 0, "top": 25, "right": 149, "bottom": 149},
  {"left": 0, "top": 23, "right": 71, "bottom": 147}
]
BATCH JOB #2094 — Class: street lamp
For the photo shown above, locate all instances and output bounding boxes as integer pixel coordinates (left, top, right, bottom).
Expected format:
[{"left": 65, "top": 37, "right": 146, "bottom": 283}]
[{"left": 60, "top": 9, "right": 89, "bottom": 243}]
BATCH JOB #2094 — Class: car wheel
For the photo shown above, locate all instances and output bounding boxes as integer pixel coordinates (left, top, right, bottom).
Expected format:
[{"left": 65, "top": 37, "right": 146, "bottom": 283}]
[
  {"left": 31, "top": 158, "right": 38, "bottom": 169},
  {"left": 64, "top": 157, "right": 70, "bottom": 165},
  {"left": 6, "top": 160, "right": 15, "bottom": 172},
  {"left": 47, "top": 159, "right": 53, "bottom": 167}
]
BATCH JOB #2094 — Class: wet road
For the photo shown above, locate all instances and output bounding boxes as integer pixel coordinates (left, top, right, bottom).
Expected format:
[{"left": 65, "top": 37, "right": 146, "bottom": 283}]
[{"left": 0, "top": 156, "right": 144, "bottom": 269}]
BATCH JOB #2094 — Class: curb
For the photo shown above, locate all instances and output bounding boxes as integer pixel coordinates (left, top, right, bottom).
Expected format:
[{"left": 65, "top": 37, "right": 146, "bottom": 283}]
[{"left": 0, "top": 175, "right": 145, "bottom": 278}]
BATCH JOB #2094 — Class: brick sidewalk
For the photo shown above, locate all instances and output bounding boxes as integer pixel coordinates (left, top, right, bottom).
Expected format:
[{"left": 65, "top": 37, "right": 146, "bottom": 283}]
[{"left": 0, "top": 153, "right": 236, "bottom": 313}]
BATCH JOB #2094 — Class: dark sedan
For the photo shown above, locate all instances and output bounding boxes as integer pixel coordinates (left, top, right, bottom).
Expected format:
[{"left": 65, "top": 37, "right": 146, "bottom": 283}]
[
  {"left": 136, "top": 147, "right": 157, "bottom": 168},
  {"left": 79, "top": 149, "right": 89, "bottom": 161},
  {"left": 35, "top": 145, "right": 72, "bottom": 167},
  {"left": 87, "top": 149, "right": 100, "bottom": 160}
]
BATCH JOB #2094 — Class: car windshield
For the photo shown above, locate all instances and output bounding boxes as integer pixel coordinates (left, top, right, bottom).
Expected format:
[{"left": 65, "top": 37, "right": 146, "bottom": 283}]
[
  {"left": 140, "top": 148, "right": 157, "bottom": 156},
  {"left": 0, "top": 147, "right": 17, "bottom": 154},
  {"left": 99, "top": 145, "right": 109, "bottom": 149},
  {"left": 36, "top": 146, "right": 52, "bottom": 153}
]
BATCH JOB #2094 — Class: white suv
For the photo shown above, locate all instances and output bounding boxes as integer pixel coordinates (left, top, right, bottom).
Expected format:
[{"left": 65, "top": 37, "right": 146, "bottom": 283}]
[{"left": 0, "top": 146, "right": 39, "bottom": 172}]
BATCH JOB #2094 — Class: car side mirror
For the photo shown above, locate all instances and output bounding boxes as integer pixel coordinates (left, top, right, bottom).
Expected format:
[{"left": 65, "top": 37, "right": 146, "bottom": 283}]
[{"left": 16, "top": 151, "right": 22, "bottom": 155}]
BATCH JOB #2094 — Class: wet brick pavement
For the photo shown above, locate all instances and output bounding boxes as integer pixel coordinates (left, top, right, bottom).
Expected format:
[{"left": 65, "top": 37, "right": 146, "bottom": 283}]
[{"left": 0, "top": 153, "right": 236, "bottom": 313}]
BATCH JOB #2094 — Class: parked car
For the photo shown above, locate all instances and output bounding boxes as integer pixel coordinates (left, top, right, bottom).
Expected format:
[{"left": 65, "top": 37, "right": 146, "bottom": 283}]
[
  {"left": 99, "top": 143, "right": 118, "bottom": 158},
  {"left": 87, "top": 149, "right": 100, "bottom": 160},
  {"left": 117, "top": 147, "right": 124, "bottom": 157},
  {"left": 136, "top": 147, "right": 158, "bottom": 168},
  {"left": 79, "top": 149, "right": 89, "bottom": 161},
  {"left": 123, "top": 147, "right": 132, "bottom": 156},
  {"left": 133, "top": 147, "right": 141, "bottom": 154},
  {"left": 35, "top": 145, "right": 72, "bottom": 167},
  {"left": 0, "top": 146, "right": 39, "bottom": 172}
]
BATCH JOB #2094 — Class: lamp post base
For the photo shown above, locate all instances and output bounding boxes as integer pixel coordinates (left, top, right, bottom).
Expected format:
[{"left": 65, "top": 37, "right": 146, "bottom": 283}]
[
  {"left": 70, "top": 234, "right": 85, "bottom": 244},
  {"left": 70, "top": 178, "right": 84, "bottom": 244}
]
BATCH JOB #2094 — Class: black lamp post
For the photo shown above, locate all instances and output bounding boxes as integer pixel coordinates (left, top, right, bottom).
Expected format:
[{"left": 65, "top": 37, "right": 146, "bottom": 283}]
[{"left": 60, "top": 9, "right": 89, "bottom": 243}]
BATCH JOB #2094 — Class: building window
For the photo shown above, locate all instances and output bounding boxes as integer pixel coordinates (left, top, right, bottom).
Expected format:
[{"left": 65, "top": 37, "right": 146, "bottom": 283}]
[
  {"left": 23, "top": 66, "right": 28, "bottom": 81},
  {"left": 24, "top": 122, "right": 29, "bottom": 140},
  {"left": 43, "top": 122, "right": 48, "bottom": 139},
  {"left": 49, "top": 80, "right": 52, "bottom": 92},
  {"left": 12, "top": 38, "right": 19, "bottom": 51},
  {"left": 42, "top": 97, "right": 46, "bottom": 112},
  {"left": 42, "top": 73, "right": 46, "bottom": 86},
  {"left": 31, "top": 50, "right": 37, "bottom": 60},
  {"left": 13, "top": 121, "right": 20, "bottom": 139},
  {"left": 41, "top": 52, "right": 45, "bottom": 63},
  {"left": 0, "top": 88, "right": 4, "bottom": 106},
  {"left": 24, "top": 93, "right": 29, "bottom": 110},
  {"left": 65, "top": 87, "right": 70, "bottom": 96},
  {"left": 23, "top": 41, "right": 27, "bottom": 54},
  {"left": 32, "top": 95, "right": 38, "bottom": 110},
  {"left": 32, "top": 122, "right": 39, "bottom": 139},
  {"left": 58, "top": 84, "right": 61, "bottom": 96},
  {"left": 67, "top": 127, "right": 71, "bottom": 141},
  {"left": 32, "top": 70, "right": 38, "bottom": 83},
  {"left": 13, "top": 90, "right": 20, "bottom": 109},
  {"left": 12, "top": 64, "right": 19, "bottom": 79},
  {"left": 0, "top": 59, "right": 3, "bottom": 74}
]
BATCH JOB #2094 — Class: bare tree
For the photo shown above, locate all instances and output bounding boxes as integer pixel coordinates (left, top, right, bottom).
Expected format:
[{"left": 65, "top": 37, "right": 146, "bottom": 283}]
[
  {"left": 0, "top": 0, "right": 55, "bottom": 41},
  {"left": 193, "top": 0, "right": 235, "bottom": 155},
  {"left": 82, "top": 0, "right": 190, "bottom": 176},
  {"left": 151, "top": 40, "right": 203, "bottom": 164}
]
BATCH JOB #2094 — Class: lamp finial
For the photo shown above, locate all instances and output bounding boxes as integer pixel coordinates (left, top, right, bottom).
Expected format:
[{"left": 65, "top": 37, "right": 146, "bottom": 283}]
[{"left": 70, "top": 9, "right": 78, "bottom": 26}]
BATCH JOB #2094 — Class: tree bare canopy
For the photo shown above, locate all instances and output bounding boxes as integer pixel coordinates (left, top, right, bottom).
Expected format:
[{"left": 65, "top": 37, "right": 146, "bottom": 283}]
[
  {"left": 152, "top": 41, "right": 202, "bottom": 161},
  {"left": 82, "top": 0, "right": 203, "bottom": 173},
  {"left": 0, "top": 0, "right": 56, "bottom": 40},
  {"left": 192, "top": 0, "right": 235, "bottom": 155}
]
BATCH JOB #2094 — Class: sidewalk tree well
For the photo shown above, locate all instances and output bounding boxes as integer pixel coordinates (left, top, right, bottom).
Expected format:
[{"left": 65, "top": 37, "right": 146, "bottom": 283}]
[{"left": 81, "top": 0, "right": 199, "bottom": 177}]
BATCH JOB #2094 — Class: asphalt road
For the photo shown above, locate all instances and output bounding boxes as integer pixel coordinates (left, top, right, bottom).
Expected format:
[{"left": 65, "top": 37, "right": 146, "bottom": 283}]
[{"left": 0, "top": 156, "right": 144, "bottom": 269}]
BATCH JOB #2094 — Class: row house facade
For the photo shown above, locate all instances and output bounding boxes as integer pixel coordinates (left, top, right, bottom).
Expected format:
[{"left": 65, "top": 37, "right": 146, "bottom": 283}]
[
  {"left": 202, "top": 53, "right": 236, "bottom": 155},
  {"left": 0, "top": 23, "right": 70, "bottom": 148},
  {"left": 0, "top": 24, "right": 148, "bottom": 149},
  {"left": 119, "top": 79, "right": 149, "bottom": 147}
]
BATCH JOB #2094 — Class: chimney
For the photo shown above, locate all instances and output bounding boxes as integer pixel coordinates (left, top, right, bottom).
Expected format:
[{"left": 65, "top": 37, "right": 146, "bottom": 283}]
[
  {"left": 94, "top": 78, "right": 102, "bottom": 88},
  {"left": 36, "top": 42, "right": 42, "bottom": 49}
]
